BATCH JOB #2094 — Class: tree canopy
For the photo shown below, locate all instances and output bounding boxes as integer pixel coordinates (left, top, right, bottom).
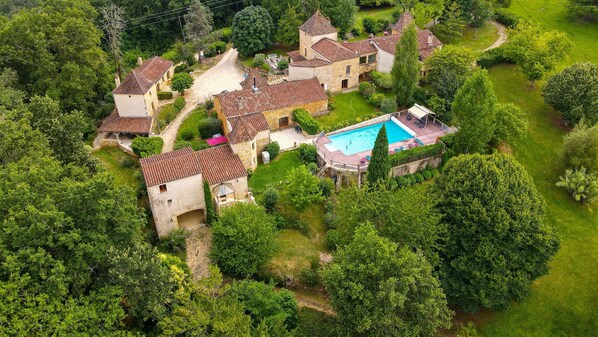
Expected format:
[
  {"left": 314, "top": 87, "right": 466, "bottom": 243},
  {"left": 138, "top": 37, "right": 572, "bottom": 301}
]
[
  {"left": 232, "top": 6, "right": 274, "bottom": 56},
  {"left": 425, "top": 45, "right": 477, "bottom": 106},
  {"left": 434, "top": 153, "right": 559, "bottom": 312},
  {"left": 433, "top": 2, "right": 465, "bottom": 43},
  {"left": 367, "top": 125, "right": 390, "bottom": 186},
  {"left": 392, "top": 24, "right": 420, "bottom": 107},
  {"left": 561, "top": 122, "right": 598, "bottom": 173},
  {"left": 184, "top": 0, "right": 214, "bottom": 50},
  {"left": 276, "top": 6, "right": 302, "bottom": 47},
  {"left": 321, "top": 223, "right": 453, "bottom": 336},
  {"left": 320, "top": 0, "right": 358, "bottom": 36}
]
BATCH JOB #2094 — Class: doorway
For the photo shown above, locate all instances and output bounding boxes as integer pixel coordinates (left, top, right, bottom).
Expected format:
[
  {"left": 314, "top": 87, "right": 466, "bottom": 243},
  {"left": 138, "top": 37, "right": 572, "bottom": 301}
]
[
  {"left": 279, "top": 116, "right": 289, "bottom": 128},
  {"left": 341, "top": 79, "right": 349, "bottom": 89}
]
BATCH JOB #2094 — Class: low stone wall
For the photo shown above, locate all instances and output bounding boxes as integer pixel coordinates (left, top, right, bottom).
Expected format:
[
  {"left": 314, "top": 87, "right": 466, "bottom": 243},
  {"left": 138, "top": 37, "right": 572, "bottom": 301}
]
[
  {"left": 99, "top": 138, "right": 137, "bottom": 157},
  {"left": 327, "top": 114, "right": 391, "bottom": 135},
  {"left": 391, "top": 155, "right": 442, "bottom": 177}
]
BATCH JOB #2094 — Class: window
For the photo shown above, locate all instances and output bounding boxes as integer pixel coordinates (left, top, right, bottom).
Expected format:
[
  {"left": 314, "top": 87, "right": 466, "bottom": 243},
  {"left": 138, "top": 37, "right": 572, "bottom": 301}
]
[
  {"left": 253, "top": 156, "right": 257, "bottom": 165},
  {"left": 304, "top": 48, "right": 307, "bottom": 57},
  {"left": 251, "top": 141, "right": 256, "bottom": 150},
  {"left": 346, "top": 65, "right": 351, "bottom": 75},
  {"left": 368, "top": 54, "right": 376, "bottom": 63},
  {"left": 219, "top": 195, "right": 228, "bottom": 202},
  {"left": 359, "top": 56, "right": 367, "bottom": 64},
  {"left": 159, "top": 184, "right": 167, "bottom": 193}
]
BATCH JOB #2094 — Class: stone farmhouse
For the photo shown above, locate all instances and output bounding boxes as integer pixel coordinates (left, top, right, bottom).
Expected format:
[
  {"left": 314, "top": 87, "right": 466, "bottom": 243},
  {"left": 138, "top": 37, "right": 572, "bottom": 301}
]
[
  {"left": 288, "top": 11, "right": 443, "bottom": 92},
  {"left": 213, "top": 72, "right": 328, "bottom": 170},
  {"left": 140, "top": 145, "right": 248, "bottom": 238},
  {"left": 99, "top": 56, "right": 175, "bottom": 137}
]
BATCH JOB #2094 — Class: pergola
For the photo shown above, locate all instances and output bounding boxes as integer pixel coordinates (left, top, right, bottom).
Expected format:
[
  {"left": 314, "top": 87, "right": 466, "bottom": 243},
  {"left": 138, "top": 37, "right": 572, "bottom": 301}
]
[{"left": 408, "top": 104, "right": 436, "bottom": 126}]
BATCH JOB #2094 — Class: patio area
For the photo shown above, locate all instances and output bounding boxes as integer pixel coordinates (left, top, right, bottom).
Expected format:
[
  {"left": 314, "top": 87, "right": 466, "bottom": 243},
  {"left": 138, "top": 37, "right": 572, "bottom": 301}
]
[
  {"left": 270, "top": 127, "right": 313, "bottom": 151},
  {"left": 316, "top": 107, "right": 452, "bottom": 170}
]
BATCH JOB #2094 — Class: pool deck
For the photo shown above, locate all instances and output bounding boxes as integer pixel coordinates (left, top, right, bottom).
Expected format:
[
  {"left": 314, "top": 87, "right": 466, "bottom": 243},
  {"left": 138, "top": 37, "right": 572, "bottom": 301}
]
[{"left": 316, "top": 114, "right": 448, "bottom": 169}]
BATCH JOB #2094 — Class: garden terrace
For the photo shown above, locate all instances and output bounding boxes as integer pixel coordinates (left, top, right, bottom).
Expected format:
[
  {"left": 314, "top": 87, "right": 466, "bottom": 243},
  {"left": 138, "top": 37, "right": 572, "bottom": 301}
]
[{"left": 315, "top": 110, "right": 451, "bottom": 171}]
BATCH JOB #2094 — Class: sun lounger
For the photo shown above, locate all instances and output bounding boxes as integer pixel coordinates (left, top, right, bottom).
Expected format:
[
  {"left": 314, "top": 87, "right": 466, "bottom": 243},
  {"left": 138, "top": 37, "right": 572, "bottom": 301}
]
[
  {"left": 415, "top": 138, "right": 424, "bottom": 146},
  {"left": 365, "top": 155, "right": 371, "bottom": 161}
]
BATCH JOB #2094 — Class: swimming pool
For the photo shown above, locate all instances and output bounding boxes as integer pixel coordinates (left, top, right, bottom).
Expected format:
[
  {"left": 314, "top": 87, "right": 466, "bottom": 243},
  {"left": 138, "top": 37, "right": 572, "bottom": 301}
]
[{"left": 325, "top": 119, "right": 415, "bottom": 156}]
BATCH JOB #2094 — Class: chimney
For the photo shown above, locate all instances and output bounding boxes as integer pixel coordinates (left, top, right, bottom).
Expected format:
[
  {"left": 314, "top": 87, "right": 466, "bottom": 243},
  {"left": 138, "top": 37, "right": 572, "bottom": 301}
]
[
  {"left": 114, "top": 74, "right": 121, "bottom": 88},
  {"left": 428, "top": 32, "right": 433, "bottom": 46},
  {"left": 137, "top": 56, "right": 143, "bottom": 66},
  {"left": 252, "top": 77, "right": 259, "bottom": 93}
]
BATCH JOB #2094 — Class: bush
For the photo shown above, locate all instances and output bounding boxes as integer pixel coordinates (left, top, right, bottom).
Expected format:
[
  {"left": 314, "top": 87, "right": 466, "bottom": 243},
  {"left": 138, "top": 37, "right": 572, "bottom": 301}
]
[
  {"left": 181, "top": 128, "right": 194, "bottom": 141},
  {"left": 278, "top": 59, "right": 289, "bottom": 70},
  {"left": 318, "top": 177, "right": 335, "bottom": 197},
  {"left": 300, "top": 267, "right": 320, "bottom": 287},
  {"left": 205, "top": 99, "right": 214, "bottom": 111},
  {"left": 265, "top": 141, "right": 280, "bottom": 159},
  {"left": 262, "top": 187, "right": 279, "bottom": 213},
  {"left": 351, "top": 26, "right": 362, "bottom": 36},
  {"left": 171, "top": 73, "right": 194, "bottom": 94},
  {"left": 422, "top": 169, "right": 433, "bottom": 180},
  {"left": 378, "top": 19, "right": 390, "bottom": 32},
  {"left": 477, "top": 46, "right": 514, "bottom": 69},
  {"left": 293, "top": 109, "right": 320, "bottom": 135},
  {"left": 159, "top": 229, "right": 188, "bottom": 253},
  {"left": 326, "top": 229, "right": 340, "bottom": 250},
  {"left": 389, "top": 143, "right": 444, "bottom": 166},
  {"left": 174, "top": 140, "right": 193, "bottom": 150},
  {"left": 198, "top": 117, "right": 223, "bottom": 139},
  {"left": 157, "top": 91, "right": 173, "bottom": 100},
  {"left": 132, "top": 137, "right": 163, "bottom": 158},
  {"left": 370, "top": 71, "right": 393, "bottom": 90},
  {"left": 252, "top": 53, "right": 266, "bottom": 67},
  {"left": 414, "top": 173, "right": 425, "bottom": 183},
  {"left": 556, "top": 167, "right": 598, "bottom": 204},
  {"left": 173, "top": 97, "right": 185, "bottom": 110},
  {"left": 380, "top": 98, "right": 398, "bottom": 114},
  {"left": 174, "top": 64, "right": 187, "bottom": 73},
  {"left": 299, "top": 144, "right": 317, "bottom": 164},
  {"left": 261, "top": 62, "right": 271, "bottom": 72},
  {"left": 328, "top": 102, "right": 336, "bottom": 111},
  {"left": 156, "top": 97, "right": 186, "bottom": 130},
  {"left": 495, "top": 8, "right": 520, "bottom": 28},
  {"left": 359, "top": 82, "right": 376, "bottom": 98},
  {"left": 368, "top": 93, "right": 385, "bottom": 107},
  {"left": 363, "top": 17, "right": 380, "bottom": 34},
  {"left": 323, "top": 212, "right": 337, "bottom": 228},
  {"left": 120, "top": 157, "right": 134, "bottom": 168},
  {"left": 207, "top": 41, "right": 226, "bottom": 57},
  {"left": 307, "top": 162, "right": 318, "bottom": 175},
  {"left": 392, "top": 8, "right": 402, "bottom": 21},
  {"left": 220, "top": 27, "right": 232, "bottom": 42}
]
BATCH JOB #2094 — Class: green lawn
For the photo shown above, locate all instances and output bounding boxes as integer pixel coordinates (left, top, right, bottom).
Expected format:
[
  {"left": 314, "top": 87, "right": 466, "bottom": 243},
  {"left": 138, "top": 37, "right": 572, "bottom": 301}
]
[
  {"left": 249, "top": 150, "right": 303, "bottom": 194},
  {"left": 92, "top": 147, "right": 140, "bottom": 189},
  {"left": 315, "top": 91, "right": 378, "bottom": 130},
  {"left": 350, "top": 6, "right": 398, "bottom": 41},
  {"left": 454, "top": 22, "right": 499, "bottom": 52},
  {"left": 175, "top": 107, "right": 209, "bottom": 150}
]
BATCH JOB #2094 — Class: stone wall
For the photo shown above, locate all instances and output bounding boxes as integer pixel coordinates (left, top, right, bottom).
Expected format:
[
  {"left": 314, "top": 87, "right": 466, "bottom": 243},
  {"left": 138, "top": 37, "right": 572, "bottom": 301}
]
[
  {"left": 391, "top": 156, "right": 442, "bottom": 177},
  {"left": 300, "top": 30, "right": 338, "bottom": 60},
  {"left": 231, "top": 140, "right": 256, "bottom": 170},
  {"left": 256, "top": 130, "right": 270, "bottom": 154},
  {"left": 314, "top": 57, "right": 360, "bottom": 92},
  {"left": 262, "top": 99, "right": 328, "bottom": 130}
]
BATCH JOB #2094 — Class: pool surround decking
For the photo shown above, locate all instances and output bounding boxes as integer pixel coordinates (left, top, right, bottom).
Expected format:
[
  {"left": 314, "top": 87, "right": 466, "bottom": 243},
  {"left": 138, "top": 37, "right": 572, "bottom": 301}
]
[{"left": 316, "top": 113, "right": 448, "bottom": 169}]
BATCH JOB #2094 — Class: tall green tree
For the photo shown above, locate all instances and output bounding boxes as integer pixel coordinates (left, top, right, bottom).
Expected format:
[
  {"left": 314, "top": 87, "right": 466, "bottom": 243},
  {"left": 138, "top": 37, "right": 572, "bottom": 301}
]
[
  {"left": 184, "top": 0, "right": 213, "bottom": 50},
  {"left": 543, "top": 62, "right": 598, "bottom": 126},
  {"left": 276, "top": 6, "right": 302, "bottom": 47},
  {"left": 286, "top": 165, "right": 324, "bottom": 210},
  {"left": 433, "top": 2, "right": 465, "bottom": 43},
  {"left": 321, "top": 223, "right": 453, "bottom": 336},
  {"left": 424, "top": 45, "right": 477, "bottom": 106},
  {"left": 504, "top": 20, "right": 573, "bottom": 86},
  {"left": 469, "top": 0, "right": 493, "bottom": 27},
  {"left": 434, "top": 153, "right": 559, "bottom": 312},
  {"left": 451, "top": 69, "right": 497, "bottom": 153},
  {"left": 203, "top": 180, "right": 217, "bottom": 225},
  {"left": 493, "top": 102, "right": 528, "bottom": 144},
  {"left": 232, "top": 6, "right": 274, "bottom": 56},
  {"left": 211, "top": 203, "right": 277, "bottom": 277},
  {"left": 366, "top": 125, "right": 390, "bottom": 186},
  {"left": 392, "top": 24, "right": 420, "bottom": 107},
  {"left": 320, "top": 0, "right": 358, "bottom": 36}
]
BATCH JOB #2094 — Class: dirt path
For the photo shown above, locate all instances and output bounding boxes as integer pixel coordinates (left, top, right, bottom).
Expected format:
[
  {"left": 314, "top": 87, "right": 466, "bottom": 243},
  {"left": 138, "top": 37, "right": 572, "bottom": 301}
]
[
  {"left": 483, "top": 20, "right": 508, "bottom": 52},
  {"left": 294, "top": 291, "right": 336, "bottom": 316},
  {"left": 185, "top": 224, "right": 213, "bottom": 280},
  {"left": 161, "top": 48, "right": 245, "bottom": 152}
]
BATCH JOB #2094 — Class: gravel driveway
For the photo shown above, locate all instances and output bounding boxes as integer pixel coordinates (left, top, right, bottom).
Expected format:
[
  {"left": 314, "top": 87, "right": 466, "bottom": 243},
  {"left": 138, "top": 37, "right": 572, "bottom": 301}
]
[{"left": 161, "top": 48, "right": 245, "bottom": 152}]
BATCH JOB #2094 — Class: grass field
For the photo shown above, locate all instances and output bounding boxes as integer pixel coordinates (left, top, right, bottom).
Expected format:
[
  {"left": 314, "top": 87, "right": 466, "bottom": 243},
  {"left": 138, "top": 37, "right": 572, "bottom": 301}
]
[
  {"left": 467, "top": 1, "right": 598, "bottom": 334},
  {"left": 455, "top": 22, "right": 499, "bottom": 52},
  {"left": 351, "top": 6, "right": 398, "bottom": 40},
  {"left": 315, "top": 91, "right": 378, "bottom": 129},
  {"left": 249, "top": 150, "right": 303, "bottom": 195},
  {"left": 175, "top": 107, "right": 209, "bottom": 150},
  {"left": 93, "top": 147, "right": 140, "bottom": 189}
]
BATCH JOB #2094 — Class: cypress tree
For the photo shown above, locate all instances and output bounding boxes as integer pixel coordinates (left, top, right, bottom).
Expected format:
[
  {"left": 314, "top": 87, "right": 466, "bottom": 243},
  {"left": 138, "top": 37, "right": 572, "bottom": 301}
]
[
  {"left": 391, "top": 24, "right": 420, "bottom": 107},
  {"left": 203, "top": 180, "right": 217, "bottom": 225},
  {"left": 367, "top": 125, "right": 390, "bottom": 186}
]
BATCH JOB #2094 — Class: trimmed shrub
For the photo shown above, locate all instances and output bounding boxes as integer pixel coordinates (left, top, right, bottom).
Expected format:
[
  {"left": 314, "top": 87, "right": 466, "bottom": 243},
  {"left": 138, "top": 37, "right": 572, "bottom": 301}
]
[
  {"left": 293, "top": 109, "right": 320, "bottom": 135},
  {"left": 120, "top": 157, "right": 134, "bottom": 168},
  {"left": 307, "top": 162, "right": 318, "bottom": 175},
  {"left": 389, "top": 143, "right": 444, "bottom": 166},
  {"left": 371, "top": 71, "right": 393, "bottom": 89},
  {"left": 495, "top": 8, "right": 519, "bottom": 28},
  {"left": 198, "top": 117, "right": 223, "bottom": 139},
  {"left": 265, "top": 141, "right": 280, "bottom": 159},
  {"left": 359, "top": 82, "right": 375, "bottom": 98},
  {"left": 323, "top": 212, "right": 337, "bottom": 228},
  {"left": 157, "top": 91, "right": 173, "bottom": 100},
  {"left": 207, "top": 41, "right": 226, "bottom": 57},
  {"left": 422, "top": 169, "right": 433, "bottom": 180},
  {"left": 278, "top": 59, "right": 289, "bottom": 70},
  {"left": 299, "top": 144, "right": 318, "bottom": 164},
  {"left": 174, "top": 140, "right": 193, "bottom": 150},
  {"left": 392, "top": 8, "right": 402, "bottom": 21},
  {"left": 378, "top": 19, "right": 390, "bottom": 32},
  {"left": 171, "top": 73, "right": 194, "bottom": 94},
  {"left": 414, "top": 173, "right": 424, "bottom": 183},
  {"left": 319, "top": 177, "right": 335, "bottom": 197},
  {"left": 477, "top": 46, "right": 514, "bottom": 69},
  {"left": 132, "top": 137, "right": 163, "bottom": 158},
  {"left": 173, "top": 96, "right": 186, "bottom": 110},
  {"left": 181, "top": 128, "right": 194, "bottom": 141},
  {"left": 380, "top": 98, "right": 398, "bottom": 114},
  {"left": 262, "top": 187, "right": 279, "bottom": 213},
  {"left": 368, "top": 93, "right": 385, "bottom": 107},
  {"left": 252, "top": 53, "right": 266, "bottom": 67}
]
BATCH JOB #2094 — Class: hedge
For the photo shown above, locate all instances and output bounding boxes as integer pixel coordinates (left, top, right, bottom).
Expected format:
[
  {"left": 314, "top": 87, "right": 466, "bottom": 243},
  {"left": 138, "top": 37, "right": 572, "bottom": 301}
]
[
  {"left": 206, "top": 41, "right": 226, "bottom": 57},
  {"left": 477, "top": 46, "right": 514, "bottom": 69},
  {"left": 388, "top": 143, "right": 444, "bottom": 166},
  {"left": 322, "top": 111, "right": 385, "bottom": 133},
  {"left": 132, "top": 137, "right": 164, "bottom": 158},
  {"left": 494, "top": 8, "right": 520, "bottom": 28},
  {"left": 388, "top": 168, "right": 440, "bottom": 190},
  {"left": 293, "top": 109, "right": 320, "bottom": 135},
  {"left": 155, "top": 97, "right": 186, "bottom": 130},
  {"left": 198, "top": 117, "right": 223, "bottom": 139},
  {"left": 157, "top": 91, "right": 173, "bottom": 100}
]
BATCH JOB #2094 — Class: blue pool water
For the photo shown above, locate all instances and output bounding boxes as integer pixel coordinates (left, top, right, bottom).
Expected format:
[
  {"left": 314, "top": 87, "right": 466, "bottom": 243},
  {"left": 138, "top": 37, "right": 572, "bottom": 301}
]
[{"left": 326, "top": 120, "right": 414, "bottom": 155}]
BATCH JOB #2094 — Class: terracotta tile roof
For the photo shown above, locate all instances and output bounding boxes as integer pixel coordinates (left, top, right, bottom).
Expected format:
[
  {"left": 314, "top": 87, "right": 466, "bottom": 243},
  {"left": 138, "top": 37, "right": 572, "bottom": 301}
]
[
  {"left": 197, "top": 145, "right": 247, "bottom": 185},
  {"left": 311, "top": 38, "right": 359, "bottom": 62},
  {"left": 300, "top": 11, "right": 337, "bottom": 36},
  {"left": 392, "top": 11, "right": 415, "bottom": 33},
  {"left": 240, "top": 69, "right": 269, "bottom": 90},
  {"left": 343, "top": 40, "right": 378, "bottom": 55},
  {"left": 370, "top": 34, "right": 401, "bottom": 54},
  {"left": 228, "top": 116, "right": 258, "bottom": 144},
  {"left": 113, "top": 56, "right": 173, "bottom": 95},
  {"left": 214, "top": 78, "right": 328, "bottom": 119},
  {"left": 288, "top": 50, "right": 306, "bottom": 62},
  {"left": 368, "top": 30, "right": 442, "bottom": 60},
  {"left": 140, "top": 148, "right": 202, "bottom": 187},
  {"left": 98, "top": 110, "right": 153, "bottom": 134},
  {"left": 289, "top": 58, "right": 331, "bottom": 68}
]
